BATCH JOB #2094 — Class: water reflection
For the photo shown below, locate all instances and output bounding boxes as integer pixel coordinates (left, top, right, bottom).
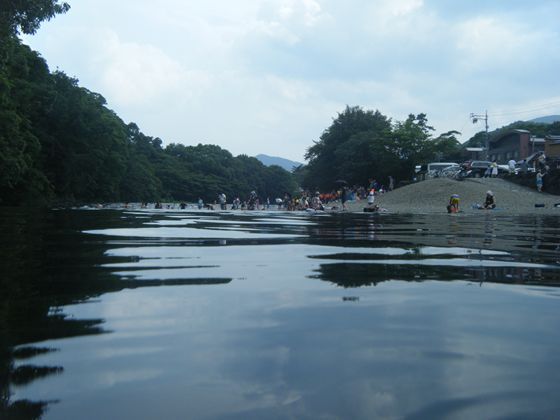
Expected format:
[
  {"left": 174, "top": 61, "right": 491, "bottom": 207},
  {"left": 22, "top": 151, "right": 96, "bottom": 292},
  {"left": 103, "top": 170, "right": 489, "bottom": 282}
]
[{"left": 1, "top": 208, "right": 560, "bottom": 419}]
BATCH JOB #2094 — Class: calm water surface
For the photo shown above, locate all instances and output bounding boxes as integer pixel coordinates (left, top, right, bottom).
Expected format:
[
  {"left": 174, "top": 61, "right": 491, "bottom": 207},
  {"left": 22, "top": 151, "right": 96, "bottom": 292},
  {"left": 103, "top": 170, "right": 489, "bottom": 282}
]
[{"left": 2, "top": 208, "right": 560, "bottom": 419}]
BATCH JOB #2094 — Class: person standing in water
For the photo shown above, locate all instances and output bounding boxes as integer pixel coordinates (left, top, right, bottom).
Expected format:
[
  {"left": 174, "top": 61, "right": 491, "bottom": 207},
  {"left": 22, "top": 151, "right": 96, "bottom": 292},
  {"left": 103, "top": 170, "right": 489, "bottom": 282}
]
[
  {"left": 340, "top": 187, "right": 349, "bottom": 210},
  {"left": 367, "top": 189, "right": 376, "bottom": 207},
  {"left": 536, "top": 170, "right": 543, "bottom": 192}
]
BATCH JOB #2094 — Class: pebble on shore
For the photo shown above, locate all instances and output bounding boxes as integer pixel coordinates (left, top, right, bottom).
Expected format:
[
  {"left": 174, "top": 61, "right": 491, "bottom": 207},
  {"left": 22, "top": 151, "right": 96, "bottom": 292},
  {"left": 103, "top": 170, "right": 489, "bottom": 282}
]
[{"left": 345, "top": 178, "right": 560, "bottom": 215}]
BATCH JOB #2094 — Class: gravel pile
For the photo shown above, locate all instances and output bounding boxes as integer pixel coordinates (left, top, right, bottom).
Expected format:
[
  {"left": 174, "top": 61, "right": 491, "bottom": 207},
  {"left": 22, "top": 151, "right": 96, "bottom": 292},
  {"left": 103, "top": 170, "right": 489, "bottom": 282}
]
[{"left": 346, "top": 178, "right": 560, "bottom": 215}]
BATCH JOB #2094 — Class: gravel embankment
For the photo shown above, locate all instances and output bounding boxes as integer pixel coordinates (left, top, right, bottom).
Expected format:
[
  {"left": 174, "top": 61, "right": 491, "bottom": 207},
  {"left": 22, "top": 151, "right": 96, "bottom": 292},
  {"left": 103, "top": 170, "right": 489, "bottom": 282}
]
[{"left": 345, "top": 178, "right": 560, "bottom": 215}]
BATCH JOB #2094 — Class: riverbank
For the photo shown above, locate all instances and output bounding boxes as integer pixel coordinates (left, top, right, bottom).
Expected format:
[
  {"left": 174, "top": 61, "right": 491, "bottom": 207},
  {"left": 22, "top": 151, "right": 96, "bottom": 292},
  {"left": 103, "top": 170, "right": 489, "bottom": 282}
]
[{"left": 345, "top": 178, "right": 560, "bottom": 215}]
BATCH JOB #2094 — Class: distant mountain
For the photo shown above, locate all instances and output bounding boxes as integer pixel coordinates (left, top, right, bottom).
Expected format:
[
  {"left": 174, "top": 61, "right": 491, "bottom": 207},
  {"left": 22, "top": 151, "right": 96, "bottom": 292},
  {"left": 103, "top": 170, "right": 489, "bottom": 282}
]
[
  {"left": 526, "top": 115, "right": 560, "bottom": 124},
  {"left": 255, "top": 154, "right": 303, "bottom": 172}
]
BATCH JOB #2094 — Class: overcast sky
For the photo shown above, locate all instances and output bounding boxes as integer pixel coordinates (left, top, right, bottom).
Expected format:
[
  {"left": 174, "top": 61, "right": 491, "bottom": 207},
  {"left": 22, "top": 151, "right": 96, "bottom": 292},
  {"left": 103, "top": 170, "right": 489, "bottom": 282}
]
[{"left": 23, "top": 0, "right": 560, "bottom": 162}]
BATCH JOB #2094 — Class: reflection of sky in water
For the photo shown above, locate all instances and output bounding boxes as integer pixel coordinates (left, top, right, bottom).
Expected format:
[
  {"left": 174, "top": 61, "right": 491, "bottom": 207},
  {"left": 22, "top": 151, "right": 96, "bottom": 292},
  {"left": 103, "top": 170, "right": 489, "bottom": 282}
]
[
  {"left": 84, "top": 227, "right": 304, "bottom": 239},
  {"left": 15, "top": 281, "right": 560, "bottom": 419},
  {"left": 99, "top": 244, "right": 551, "bottom": 283},
  {"left": 143, "top": 219, "right": 198, "bottom": 226},
  {"left": 418, "top": 247, "right": 509, "bottom": 256},
  {"left": 12, "top": 211, "right": 560, "bottom": 419},
  {"left": 143, "top": 218, "right": 316, "bottom": 228}
]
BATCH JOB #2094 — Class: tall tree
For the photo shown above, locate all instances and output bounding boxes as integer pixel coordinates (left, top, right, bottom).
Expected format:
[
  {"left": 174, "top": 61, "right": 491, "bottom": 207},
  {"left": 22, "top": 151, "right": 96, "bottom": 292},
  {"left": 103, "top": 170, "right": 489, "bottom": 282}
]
[
  {"left": 387, "top": 113, "right": 435, "bottom": 180},
  {"left": 302, "top": 108, "right": 460, "bottom": 190},
  {"left": 0, "top": 0, "right": 70, "bottom": 37},
  {"left": 304, "top": 106, "right": 391, "bottom": 190},
  {"left": 0, "top": 40, "right": 52, "bottom": 203},
  {"left": 0, "top": 1, "right": 300, "bottom": 205}
]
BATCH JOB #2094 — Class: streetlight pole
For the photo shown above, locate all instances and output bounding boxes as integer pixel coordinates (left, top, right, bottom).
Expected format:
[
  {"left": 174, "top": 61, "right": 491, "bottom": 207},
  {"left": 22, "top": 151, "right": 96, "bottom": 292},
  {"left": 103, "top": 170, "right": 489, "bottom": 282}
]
[{"left": 470, "top": 110, "right": 489, "bottom": 159}]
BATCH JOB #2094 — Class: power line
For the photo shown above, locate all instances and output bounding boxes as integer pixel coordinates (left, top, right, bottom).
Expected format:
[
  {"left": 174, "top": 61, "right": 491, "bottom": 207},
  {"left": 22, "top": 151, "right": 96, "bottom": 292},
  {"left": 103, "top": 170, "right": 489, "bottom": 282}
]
[
  {"left": 470, "top": 111, "right": 489, "bottom": 158},
  {"left": 489, "top": 100, "right": 560, "bottom": 118}
]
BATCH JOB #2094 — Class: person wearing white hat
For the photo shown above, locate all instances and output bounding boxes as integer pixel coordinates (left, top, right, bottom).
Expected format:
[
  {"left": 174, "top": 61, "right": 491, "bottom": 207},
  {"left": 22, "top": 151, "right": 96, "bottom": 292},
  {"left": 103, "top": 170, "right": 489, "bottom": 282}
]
[{"left": 483, "top": 190, "right": 496, "bottom": 209}]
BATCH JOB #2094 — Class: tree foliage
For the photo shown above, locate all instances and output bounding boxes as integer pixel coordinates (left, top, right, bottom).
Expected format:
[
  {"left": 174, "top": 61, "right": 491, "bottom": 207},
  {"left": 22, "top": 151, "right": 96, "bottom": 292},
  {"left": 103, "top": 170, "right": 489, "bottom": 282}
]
[
  {"left": 0, "top": 0, "right": 70, "bottom": 36},
  {"left": 302, "top": 107, "right": 459, "bottom": 190},
  {"left": 304, "top": 106, "right": 392, "bottom": 189},
  {"left": 463, "top": 120, "right": 560, "bottom": 149},
  {"left": 0, "top": 38, "right": 298, "bottom": 205}
]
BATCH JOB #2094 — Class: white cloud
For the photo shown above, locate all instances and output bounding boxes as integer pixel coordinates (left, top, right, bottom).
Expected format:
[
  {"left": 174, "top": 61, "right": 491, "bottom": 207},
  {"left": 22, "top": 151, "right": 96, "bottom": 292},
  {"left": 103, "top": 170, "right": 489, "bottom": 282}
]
[
  {"left": 383, "top": 0, "right": 424, "bottom": 17},
  {"left": 92, "top": 31, "right": 195, "bottom": 106},
  {"left": 264, "top": 0, "right": 324, "bottom": 27},
  {"left": 22, "top": 0, "right": 560, "bottom": 160},
  {"left": 455, "top": 16, "right": 544, "bottom": 69},
  {"left": 254, "top": 0, "right": 327, "bottom": 44}
]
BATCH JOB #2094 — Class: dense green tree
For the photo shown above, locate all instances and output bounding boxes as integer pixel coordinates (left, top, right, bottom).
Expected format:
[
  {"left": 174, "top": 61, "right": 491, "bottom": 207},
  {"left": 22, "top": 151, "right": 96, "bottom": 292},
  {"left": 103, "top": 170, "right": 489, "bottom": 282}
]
[
  {"left": 35, "top": 71, "right": 128, "bottom": 201},
  {"left": 0, "top": 39, "right": 52, "bottom": 204},
  {"left": 118, "top": 123, "right": 163, "bottom": 202},
  {"left": 430, "top": 130, "right": 464, "bottom": 162},
  {"left": 302, "top": 108, "right": 451, "bottom": 190},
  {"left": 0, "top": 0, "right": 70, "bottom": 37},
  {"left": 262, "top": 165, "right": 297, "bottom": 200},
  {"left": 385, "top": 113, "right": 435, "bottom": 180},
  {"left": 304, "top": 106, "right": 392, "bottom": 190},
  {"left": 156, "top": 145, "right": 297, "bottom": 202},
  {"left": 0, "top": 1, "right": 299, "bottom": 206},
  {"left": 462, "top": 131, "right": 487, "bottom": 148}
]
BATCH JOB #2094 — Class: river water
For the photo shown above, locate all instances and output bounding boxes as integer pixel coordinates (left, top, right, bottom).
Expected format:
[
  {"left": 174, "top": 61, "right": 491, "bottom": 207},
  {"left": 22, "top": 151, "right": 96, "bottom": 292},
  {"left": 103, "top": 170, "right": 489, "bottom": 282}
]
[{"left": 2, "top": 208, "right": 560, "bottom": 419}]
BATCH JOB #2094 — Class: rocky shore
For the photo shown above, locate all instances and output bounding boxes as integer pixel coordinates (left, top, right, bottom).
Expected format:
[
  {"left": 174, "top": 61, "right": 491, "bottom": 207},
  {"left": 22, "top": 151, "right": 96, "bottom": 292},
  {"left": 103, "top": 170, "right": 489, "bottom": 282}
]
[{"left": 345, "top": 178, "right": 560, "bottom": 215}]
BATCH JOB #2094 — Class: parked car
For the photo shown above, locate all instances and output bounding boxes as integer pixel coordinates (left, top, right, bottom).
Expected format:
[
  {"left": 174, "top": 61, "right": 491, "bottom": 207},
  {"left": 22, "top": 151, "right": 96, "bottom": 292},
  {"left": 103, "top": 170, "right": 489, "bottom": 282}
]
[{"left": 461, "top": 160, "right": 491, "bottom": 177}]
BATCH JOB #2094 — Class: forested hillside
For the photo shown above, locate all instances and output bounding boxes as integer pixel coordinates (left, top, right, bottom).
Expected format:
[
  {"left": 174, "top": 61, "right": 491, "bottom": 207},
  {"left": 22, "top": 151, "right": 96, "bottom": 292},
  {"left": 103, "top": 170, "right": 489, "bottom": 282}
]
[
  {"left": 0, "top": 2, "right": 297, "bottom": 205},
  {"left": 463, "top": 120, "right": 560, "bottom": 149}
]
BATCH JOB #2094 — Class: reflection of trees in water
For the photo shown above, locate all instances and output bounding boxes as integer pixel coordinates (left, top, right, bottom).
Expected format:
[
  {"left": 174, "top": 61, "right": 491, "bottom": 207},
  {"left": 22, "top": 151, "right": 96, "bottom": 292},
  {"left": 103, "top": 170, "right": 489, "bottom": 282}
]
[
  {"left": 307, "top": 213, "right": 560, "bottom": 259},
  {"left": 0, "top": 209, "right": 107, "bottom": 418},
  {"left": 311, "top": 263, "right": 560, "bottom": 289},
  {"left": 0, "top": 209, "right": 231, "bottom": 418},
  {"left": 1, "top": 209, "right": 559, "bottom": 416},
  {"left": 465, "top": 266, "right": 560, "bottom": 285},
  {"left": 310, "top": 263, "right": 466, "bottom": 288},
  {"left": 306, "top": 213, "right": 560, "bottom": 289}
]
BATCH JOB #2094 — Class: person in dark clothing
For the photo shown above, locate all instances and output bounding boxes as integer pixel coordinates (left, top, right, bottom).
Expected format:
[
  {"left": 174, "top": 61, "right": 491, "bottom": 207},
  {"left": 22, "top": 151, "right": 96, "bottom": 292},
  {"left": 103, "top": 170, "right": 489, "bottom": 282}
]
[{"left": 483, "top": 190, "right": 496, "bottom": 209}]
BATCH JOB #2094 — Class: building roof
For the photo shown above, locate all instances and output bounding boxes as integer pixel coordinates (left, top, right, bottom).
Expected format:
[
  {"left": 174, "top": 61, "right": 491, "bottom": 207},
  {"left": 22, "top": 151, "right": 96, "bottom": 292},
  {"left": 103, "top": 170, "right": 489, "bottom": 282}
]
[
  {"left": 546, "top": 135, "right": 560, "bottom": 144},
  {"left": 491, "top": 129, "right": 531, "bottom": 143}
]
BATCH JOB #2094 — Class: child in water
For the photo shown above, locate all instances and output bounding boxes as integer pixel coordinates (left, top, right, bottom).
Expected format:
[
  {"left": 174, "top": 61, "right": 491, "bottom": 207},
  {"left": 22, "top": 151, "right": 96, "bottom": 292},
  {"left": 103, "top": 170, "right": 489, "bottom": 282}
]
[{"left": 447, "top": 194, "right": 460, "bottom": 213}]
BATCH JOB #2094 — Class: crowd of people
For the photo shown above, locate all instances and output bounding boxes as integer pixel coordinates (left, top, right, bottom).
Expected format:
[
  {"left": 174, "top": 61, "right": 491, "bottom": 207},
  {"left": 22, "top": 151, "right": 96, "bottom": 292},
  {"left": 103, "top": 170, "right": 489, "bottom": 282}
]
[
  {"left": 127, "top": 164, "right": 553, "bottom": 214},
  {"left": 134, "top": 177, "right": 388, "bottom": 213},
  {"left": 178, "top": 176, "right": 396, "bottom": 212}
]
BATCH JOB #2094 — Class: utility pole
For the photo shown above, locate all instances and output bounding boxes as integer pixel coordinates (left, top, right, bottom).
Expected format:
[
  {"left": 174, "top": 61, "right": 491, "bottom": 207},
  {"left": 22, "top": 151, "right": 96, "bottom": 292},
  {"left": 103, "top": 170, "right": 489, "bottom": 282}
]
[{"left": 470, "top": 110, "right": 489, "bottom": 159}]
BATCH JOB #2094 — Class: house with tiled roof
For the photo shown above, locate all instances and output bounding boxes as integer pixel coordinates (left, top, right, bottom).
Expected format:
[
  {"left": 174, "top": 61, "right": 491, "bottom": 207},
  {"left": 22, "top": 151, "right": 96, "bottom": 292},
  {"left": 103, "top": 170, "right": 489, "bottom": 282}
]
[
  {"left": 544, "top": 134, "right": 560, "bottom": 158},
  {"left": 489, "top": 129, "right": 545, "bottom": 162}
]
